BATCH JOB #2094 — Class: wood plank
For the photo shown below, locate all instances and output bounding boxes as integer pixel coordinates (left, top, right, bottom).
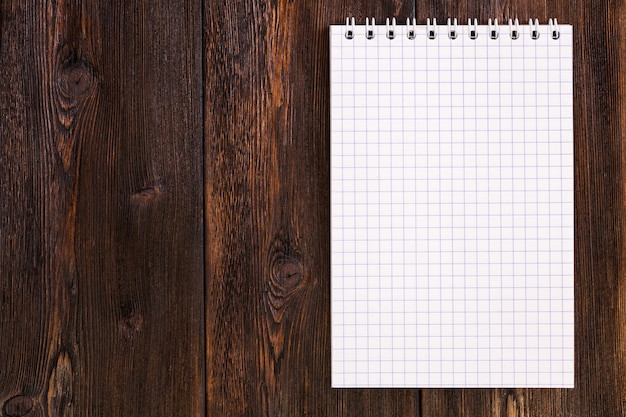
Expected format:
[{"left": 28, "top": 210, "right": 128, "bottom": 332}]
[
  {"left": 0, "top": 1, "right": 204, "bottom": 416},
  {"left": 418, "top": 0, "right": 626, "bottom": 416},
  {"left": 1, "top": 0, "right": 623, "bottom": 416},
  {"left": 203, "top": 1, "right": 419, "bottom": 416}
]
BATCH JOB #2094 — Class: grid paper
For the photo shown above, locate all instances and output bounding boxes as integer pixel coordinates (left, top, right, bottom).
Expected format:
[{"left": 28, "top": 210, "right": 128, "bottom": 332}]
[{"left": 330, "top": 22, "right": 574, "bottom": 388}]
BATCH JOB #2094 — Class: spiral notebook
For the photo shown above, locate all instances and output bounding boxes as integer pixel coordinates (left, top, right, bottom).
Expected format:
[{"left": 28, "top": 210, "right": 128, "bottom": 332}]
[{"left": 330, "top": 18, "right": 573, "bottom": 388}]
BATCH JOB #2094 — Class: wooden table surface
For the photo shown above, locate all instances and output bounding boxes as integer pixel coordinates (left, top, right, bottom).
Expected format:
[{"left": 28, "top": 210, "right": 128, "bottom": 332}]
[{"left": 0, "top": 0, "right": 623, "bottom": 416}]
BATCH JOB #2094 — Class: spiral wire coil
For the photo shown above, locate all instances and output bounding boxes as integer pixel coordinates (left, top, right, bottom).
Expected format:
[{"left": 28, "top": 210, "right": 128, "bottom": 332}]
[{"left": 344, "top": 17, "right": 561, "bottom": 40}]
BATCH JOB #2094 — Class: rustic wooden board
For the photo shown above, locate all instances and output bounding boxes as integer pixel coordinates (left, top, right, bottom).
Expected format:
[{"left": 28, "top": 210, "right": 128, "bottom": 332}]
[
  {"left": 204, "top": 0, "right": 625, "bottom": 416},
  {"left": 1, "top": 0, "right": 624, "bottom": 416},
  {"left": 417, "top": 1, "right": 626, "bottom": 416},
  {"left": 0, "top": 1, "right": 204, "bottom": 416},
  {"left": 203, "top": 1, "right": 420, "bottom": 416}
]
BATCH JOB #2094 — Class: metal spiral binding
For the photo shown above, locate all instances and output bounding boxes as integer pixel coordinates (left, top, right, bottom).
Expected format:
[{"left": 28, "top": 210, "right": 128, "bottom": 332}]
[
  {"left": 468, "top": 18, "right": 478, "bottom": 39},
  {"left": 530, "top": 18, "right": 540, "bottom": 39},
  {"left": 549, "top": 18, "right": 560, "bottom": 39},
  {"left": 344, "top": 17, "right": 355, "bottom": 39},
  {"left": 344, "top": 17, "right": 561, "bottom": 41},
  {"left": 488, "top": 18, "right": 499, "bottom": 39},
  {"left": 406, "top": 18, "right": 417, "bottom": 39},
  {"left": 447, "top": 18, "right": 458, "bottom": 39},
  {"left": 509, "top": 18, "right": 520, "bottom": 39},
  {"left": 386, "top": 18, "right": 396, "bottom": 39},
  {"left": 366, "top": 17, "right": 375, "bottom": 39},
  {"left": 426, "top": 18, "right": 437, "bottom": 39}
]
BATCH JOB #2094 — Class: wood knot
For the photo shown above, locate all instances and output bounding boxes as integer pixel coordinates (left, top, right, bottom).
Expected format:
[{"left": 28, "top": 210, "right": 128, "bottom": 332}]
[
  {"left": 118, "top": 304, "right": 144, "bottom": 340},
  {"left": 267, "top": 233, "right": 305, "bottom": 308},
  {"left": 266, "top": 236, "right": 305, "bottom": 321},
  {"left": 56, "top": 60, "right": 95, "bottom": 107},
  {"left": 270, "top": 256, "right": 303, "bottom": 291},
  {"left": 62, "top": 64, "right": 93, "bottom": 94},
  {"left": 57, "top": 55, "right": 95, "bottom": 98},
  {"left": 130, "top": 185, "right": 162, "bottom": 204},
  {"left": 263, "top": 233, "right": 307, "bottom": 370},
  {"left": 53, "top": 45, "right": 98, "bottom": 131},
  {"left": 2, "top": 395, "right": 33, "bottom": 417},
  {"left": 120, "top": 312, "right": 143, "bottom": 332}
]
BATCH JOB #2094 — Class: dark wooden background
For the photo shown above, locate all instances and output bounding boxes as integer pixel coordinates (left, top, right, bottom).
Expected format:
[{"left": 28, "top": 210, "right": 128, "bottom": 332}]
[{"left": 0, "top": 0, "right": 623, "bottom": 416}]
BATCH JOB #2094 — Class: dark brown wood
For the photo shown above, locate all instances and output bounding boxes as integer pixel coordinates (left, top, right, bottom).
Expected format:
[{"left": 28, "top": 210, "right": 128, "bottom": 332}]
[
  {"left": 0, "top": 1, "right": 204, "bottom": 416},
  {"left": 203, "top": 1, "right": 419, "bottom": 416},
  {"left": 2, "top": 0, "right": 625, "bottom": 416},
  {"left": 204, "top": 0, "right": 626, "bottom": 416},
  {"left": 418, "top": 1, "right": 626, "bottom": 417}
]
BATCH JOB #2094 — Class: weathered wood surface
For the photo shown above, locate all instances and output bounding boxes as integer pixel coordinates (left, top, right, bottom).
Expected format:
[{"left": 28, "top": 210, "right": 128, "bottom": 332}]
[
  {"left": 0, "top": 1, "right": 204, "bottom": 416},
  {"left": 1, "top": 0, "right": 624, "bottom": 416}
]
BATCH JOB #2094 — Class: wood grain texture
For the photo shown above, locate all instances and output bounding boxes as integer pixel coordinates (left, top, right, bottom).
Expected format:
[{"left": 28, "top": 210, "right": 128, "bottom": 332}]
[
  {"left": 203, "top": 1, "right": 422, "bottom": 416},
  {"left": 0, "top": 1, "right": 204, "bottom": 416},
  {"left": 2, "top": 0, "right": 625, "bottom": 416},
  {"left": 204, "top": 0, "right": 625, "bottom": 416},
  {"left": 418, "top": 1, "right": 626, "bottom": 417}
]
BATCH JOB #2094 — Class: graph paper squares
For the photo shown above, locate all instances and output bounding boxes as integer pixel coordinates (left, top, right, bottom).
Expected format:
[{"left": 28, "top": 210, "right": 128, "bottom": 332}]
[{"left": 330, "top": 23, "right": 574, "bottom": 388}]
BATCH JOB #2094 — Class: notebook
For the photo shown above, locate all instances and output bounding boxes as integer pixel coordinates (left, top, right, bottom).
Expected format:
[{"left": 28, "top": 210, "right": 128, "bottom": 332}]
[{"left": 330, "top": 18, "right": 573, "bottom": 388}]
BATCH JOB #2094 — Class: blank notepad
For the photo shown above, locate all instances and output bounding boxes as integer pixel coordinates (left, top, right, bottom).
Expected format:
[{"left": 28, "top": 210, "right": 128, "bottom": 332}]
[{"left": 330, "top": 19, "right": 574, "bottom": 388}]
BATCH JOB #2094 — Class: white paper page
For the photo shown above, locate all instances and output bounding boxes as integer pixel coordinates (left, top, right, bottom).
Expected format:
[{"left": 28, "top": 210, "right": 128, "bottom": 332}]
[{"left": 330, "top": 22, "right": 574, "bottom": 388}]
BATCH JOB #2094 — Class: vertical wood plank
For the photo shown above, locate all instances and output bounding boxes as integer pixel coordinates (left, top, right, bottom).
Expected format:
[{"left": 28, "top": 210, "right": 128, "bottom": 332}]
[
  {"left": 204, "top": 1, "right": 418, "bottom": 416},
  {"left": 1, "top": 0, "right": 623, "bottom": 416},
  {"left": 572, "top": 0, "right": 626, "bottom": 414},
  {"left": 0, "top": 1, "right": 204, "bottom": 416},
  {"left": 418, "top": 1, "right": 626, "bottom": 417}
]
